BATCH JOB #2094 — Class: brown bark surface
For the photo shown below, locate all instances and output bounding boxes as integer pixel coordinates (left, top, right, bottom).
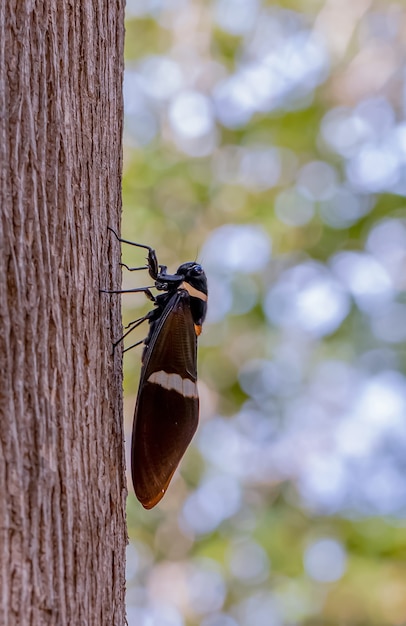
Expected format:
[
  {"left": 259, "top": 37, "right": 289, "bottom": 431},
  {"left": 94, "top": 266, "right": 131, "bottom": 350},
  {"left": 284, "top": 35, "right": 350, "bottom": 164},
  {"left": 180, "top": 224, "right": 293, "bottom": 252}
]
[{"left": 0, "top": 1, "right": 126, "bottom": 624}]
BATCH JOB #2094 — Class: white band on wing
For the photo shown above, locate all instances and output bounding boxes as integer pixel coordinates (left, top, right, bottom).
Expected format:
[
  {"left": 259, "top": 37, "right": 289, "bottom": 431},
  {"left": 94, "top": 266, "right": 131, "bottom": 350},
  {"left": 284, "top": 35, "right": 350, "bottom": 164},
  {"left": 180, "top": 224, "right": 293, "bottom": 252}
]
[{"left": 148, "top": 370, "right": 198, "bottom": 398}]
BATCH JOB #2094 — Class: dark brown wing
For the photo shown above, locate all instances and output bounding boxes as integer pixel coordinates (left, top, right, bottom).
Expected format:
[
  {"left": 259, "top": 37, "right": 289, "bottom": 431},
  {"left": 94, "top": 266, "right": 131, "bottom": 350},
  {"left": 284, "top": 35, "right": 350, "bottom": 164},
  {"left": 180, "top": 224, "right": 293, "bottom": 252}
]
[{"left": 131, "top": 290, "right": 199, "bottom": 509}]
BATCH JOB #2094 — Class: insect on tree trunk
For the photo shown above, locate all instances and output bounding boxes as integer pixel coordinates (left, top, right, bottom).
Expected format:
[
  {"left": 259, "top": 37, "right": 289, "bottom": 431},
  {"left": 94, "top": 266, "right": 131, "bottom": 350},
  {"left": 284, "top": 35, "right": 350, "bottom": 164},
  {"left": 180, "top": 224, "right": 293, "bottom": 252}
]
[{"left": 0, "top": 1, "right": 127, "bottom": 624}]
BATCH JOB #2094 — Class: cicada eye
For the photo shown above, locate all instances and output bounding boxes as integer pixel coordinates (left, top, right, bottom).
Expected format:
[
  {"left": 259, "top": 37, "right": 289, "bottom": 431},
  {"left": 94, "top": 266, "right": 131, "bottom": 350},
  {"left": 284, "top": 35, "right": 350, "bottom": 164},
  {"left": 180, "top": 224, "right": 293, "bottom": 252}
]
[{"left": 191, "top": 264, "right": 203, "bottom": 276}]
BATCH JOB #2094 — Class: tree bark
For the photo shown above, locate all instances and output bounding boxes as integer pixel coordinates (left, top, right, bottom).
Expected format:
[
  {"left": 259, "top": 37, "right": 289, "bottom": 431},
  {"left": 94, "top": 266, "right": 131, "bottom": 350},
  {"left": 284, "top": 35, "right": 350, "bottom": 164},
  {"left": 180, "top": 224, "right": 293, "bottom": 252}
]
[{"left": 0, "top": 1, "right": 126, "bottom": 624}]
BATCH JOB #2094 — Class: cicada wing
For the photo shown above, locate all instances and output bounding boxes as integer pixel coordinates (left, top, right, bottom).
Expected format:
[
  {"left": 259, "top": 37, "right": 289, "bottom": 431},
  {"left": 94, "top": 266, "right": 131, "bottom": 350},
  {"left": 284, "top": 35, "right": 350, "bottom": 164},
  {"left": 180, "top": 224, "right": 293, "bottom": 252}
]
[{"left": 131, "top": 291, "right": 199, "bottom": 509}]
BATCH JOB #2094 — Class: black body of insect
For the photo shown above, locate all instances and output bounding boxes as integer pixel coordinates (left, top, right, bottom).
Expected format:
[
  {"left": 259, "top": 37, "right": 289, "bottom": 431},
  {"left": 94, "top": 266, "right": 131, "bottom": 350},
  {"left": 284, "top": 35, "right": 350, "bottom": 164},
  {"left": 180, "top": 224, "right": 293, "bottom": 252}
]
[{"left": 102, "top": 229, "right": 208, "bottom": 509}]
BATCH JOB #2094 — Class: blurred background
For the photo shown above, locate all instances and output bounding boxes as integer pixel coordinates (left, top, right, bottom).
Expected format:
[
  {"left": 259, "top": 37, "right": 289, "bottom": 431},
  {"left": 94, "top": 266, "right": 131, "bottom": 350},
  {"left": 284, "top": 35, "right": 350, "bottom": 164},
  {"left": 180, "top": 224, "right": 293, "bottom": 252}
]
[{"left": 121, "top": 1, "right": 406, "bottom": 624}]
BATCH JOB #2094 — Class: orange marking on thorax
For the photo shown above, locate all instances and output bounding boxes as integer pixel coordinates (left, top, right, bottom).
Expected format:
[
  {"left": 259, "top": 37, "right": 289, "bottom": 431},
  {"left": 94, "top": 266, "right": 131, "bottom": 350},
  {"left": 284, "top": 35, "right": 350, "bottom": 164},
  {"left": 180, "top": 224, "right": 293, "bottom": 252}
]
[{"left": 180, "top": 282, "right": 208, "bottom": 302}]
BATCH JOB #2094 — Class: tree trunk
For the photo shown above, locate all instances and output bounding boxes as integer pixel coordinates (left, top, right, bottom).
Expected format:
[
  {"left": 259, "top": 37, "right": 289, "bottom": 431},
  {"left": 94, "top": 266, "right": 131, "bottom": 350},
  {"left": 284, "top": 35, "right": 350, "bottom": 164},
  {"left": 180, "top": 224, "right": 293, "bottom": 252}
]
[{"left": 0, "top": 1, "right": 126, "bottom": 624}]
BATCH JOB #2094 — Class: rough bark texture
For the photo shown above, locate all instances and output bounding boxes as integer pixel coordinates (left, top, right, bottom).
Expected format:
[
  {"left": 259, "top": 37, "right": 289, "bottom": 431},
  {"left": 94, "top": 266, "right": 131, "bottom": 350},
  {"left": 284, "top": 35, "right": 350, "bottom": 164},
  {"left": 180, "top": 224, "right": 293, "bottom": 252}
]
[{"left": 0, "top": 1, "right": 126, "bottom": 624}]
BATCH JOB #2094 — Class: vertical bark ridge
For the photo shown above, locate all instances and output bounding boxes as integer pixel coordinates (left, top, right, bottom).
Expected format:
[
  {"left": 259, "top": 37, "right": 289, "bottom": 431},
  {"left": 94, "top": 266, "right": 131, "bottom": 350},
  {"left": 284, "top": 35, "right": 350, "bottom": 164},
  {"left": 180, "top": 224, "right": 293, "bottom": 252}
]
[{"left": 0, "top": 1, "right": 126, "bottom": 624}]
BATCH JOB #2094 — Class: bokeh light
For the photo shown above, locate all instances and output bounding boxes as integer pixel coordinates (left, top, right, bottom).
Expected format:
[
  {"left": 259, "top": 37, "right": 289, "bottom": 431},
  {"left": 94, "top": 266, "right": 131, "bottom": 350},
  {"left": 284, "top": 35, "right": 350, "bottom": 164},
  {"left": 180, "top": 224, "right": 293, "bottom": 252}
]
[
  {"left": 303, "top": 538, "right": 347, "bottom": 583},
  {"left": 122, "top": 1, "right": 406, "bottom": 625}
]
